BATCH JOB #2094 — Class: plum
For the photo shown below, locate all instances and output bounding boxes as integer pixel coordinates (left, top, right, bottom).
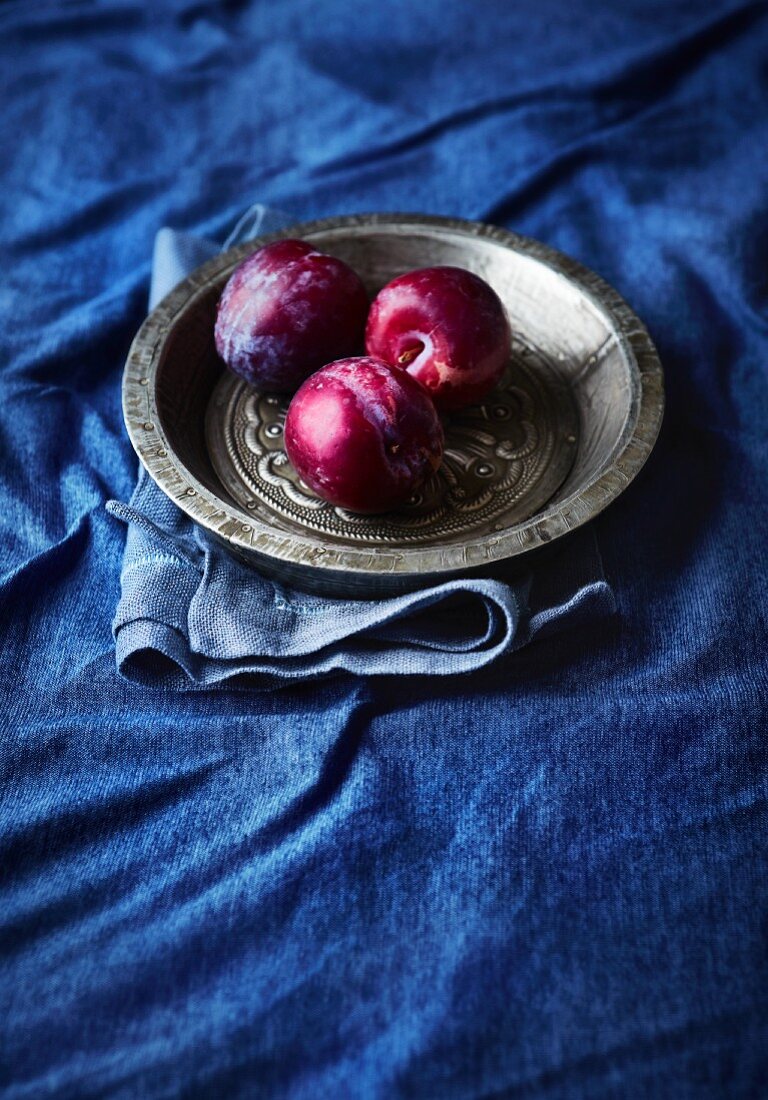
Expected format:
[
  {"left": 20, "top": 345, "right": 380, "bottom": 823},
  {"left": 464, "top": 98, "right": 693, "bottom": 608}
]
[
  {"left": 214, "top": 238, "right": 368, "bottom": 392},
  {"left": 365, "top": 265, "right": 511, "bottom": 410},
  {"left": 284, "top": 357, "right": 444, "bottom": 513}
]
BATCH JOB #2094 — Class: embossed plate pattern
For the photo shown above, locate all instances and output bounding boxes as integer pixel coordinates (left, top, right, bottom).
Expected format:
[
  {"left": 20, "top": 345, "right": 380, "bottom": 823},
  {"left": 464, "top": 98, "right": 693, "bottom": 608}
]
[{"left": 205, "top": 337, "right": 579, "bottom": 548}]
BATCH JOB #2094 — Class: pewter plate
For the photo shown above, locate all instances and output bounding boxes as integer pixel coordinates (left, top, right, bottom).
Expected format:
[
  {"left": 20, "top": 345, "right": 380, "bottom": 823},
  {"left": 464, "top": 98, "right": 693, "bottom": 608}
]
[{"left": 122, "top": 214, "right": 664, "bottom": 596}]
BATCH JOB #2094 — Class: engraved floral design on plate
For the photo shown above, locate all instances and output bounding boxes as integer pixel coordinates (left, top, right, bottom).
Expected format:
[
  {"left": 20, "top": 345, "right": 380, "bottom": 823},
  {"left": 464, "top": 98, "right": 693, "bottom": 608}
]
[{"left": 205, "top": 336, "right": 579, "bottom": 546}]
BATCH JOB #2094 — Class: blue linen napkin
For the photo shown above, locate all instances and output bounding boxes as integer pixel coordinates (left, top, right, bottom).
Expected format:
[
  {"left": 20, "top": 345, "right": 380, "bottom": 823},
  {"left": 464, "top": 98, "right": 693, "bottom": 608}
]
[{"left": 107, "top": 204, "right": 615, "bottom": 689}]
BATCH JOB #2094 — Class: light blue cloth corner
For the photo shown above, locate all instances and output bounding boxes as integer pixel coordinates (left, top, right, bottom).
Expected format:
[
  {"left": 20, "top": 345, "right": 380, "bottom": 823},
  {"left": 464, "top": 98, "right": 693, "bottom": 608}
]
[
  {"left": 149, "top": 204, "right": 292, "bottom": 310},
  {"left": 107, "top": 204, "right": 615, "bottom": 689}
]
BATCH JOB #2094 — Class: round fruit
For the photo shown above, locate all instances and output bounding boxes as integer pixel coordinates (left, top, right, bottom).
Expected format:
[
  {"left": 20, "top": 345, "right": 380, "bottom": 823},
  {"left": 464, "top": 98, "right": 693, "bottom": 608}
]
[
  {"left": 284, "top": 357, "right": 444, "bottom": 513},
  {"left": 365, "top": 265, "right": 511, "bottom": 410},
  {"left": 214, "top": 238, "right": 368, "bottom": 392}
]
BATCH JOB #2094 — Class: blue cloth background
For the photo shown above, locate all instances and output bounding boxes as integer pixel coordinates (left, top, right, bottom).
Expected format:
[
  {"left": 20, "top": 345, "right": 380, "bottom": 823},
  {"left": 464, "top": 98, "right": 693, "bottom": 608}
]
[{"left": 1, "top": 1, "right": 767, "bottom": 1096}]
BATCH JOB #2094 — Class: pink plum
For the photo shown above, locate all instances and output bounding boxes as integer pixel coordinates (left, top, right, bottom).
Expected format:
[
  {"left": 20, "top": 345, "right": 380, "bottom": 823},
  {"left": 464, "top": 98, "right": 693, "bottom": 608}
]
[
  {"left": 215, "top": 238, "right": 368, "bottom": 392},
  {"left": 284, "top": 357, "right": 444, "bottom": 513},
  {"left": 365, "top": 265, "right": 511, "bottom": 410}
]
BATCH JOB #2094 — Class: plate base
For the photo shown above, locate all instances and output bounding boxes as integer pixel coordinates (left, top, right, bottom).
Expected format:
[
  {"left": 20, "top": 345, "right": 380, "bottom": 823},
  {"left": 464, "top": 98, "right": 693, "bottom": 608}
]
[{"left": 205, "top": 337, "right": 580, "bottom": 553}]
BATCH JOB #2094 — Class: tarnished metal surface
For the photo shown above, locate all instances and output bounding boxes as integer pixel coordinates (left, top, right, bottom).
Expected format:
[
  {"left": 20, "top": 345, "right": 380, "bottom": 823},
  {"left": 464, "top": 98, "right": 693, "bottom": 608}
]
[
  {"left": 205, "top": 337, "right": 578, "bottom": 547},
  {"left": 122, "top": 214, "right": 664, "bottom": 596}
]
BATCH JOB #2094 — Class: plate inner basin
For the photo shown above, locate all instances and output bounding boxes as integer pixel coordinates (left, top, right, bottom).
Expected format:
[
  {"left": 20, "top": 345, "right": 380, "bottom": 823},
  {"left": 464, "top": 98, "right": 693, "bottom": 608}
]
[{"left": 205, "top": 336, "right": 579, "bottom": 548}]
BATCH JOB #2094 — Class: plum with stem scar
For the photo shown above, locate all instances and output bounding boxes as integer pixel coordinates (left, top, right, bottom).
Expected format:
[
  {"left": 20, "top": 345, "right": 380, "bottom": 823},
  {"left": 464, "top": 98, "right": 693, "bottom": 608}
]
[
  {"left": 365, "top": 266, "right": 511, "bottom": 410},
  {"left": 284, "top": 357, "right": 444, "bottom": 513},
  {"left": 215, "top": 239, "right": 369, "bottom": 392}
]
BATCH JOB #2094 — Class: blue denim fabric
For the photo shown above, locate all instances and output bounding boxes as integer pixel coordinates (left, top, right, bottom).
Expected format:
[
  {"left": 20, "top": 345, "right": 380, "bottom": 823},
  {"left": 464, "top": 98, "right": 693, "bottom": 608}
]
[
  {"left": 1, "top": 1, "right": 768, "bottom": 1097},
  {"left": 106, "top": 206, "right": 613, "bottom": 688}
]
